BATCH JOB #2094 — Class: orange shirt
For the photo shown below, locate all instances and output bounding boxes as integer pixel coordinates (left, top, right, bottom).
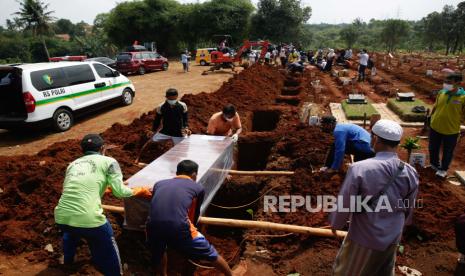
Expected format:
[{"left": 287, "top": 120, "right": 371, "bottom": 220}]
[{"left": 207, "top": 112, "right": 241, "bottom": 136}]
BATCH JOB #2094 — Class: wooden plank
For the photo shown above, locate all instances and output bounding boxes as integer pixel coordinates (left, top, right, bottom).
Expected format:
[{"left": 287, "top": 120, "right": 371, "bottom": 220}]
[{"left": 455, "top": 171, "right": 465, "bottom": 186}]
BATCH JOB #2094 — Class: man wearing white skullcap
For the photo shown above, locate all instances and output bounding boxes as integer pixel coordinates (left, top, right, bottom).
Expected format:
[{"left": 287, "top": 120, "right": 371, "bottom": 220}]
[{"left": 330, "top": 119, "right": 419, "bottom": 276}]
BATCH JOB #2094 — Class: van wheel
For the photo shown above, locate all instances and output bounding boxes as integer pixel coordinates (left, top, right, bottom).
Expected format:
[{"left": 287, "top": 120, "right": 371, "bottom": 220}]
[
  {"left": 200, "top": 60, "right": 207, "bottom": 66},
  {"left": 53, "top": 108, "right": 73, "bottom": 132},
  {"left": 162, "top": 63, "right": 169, "bottom": 71},
  {"left": 122, "top": 88, "right": 133, "bottom": 106},
  {"left": 138, "top": 66, "right": 146, "bottom": 75}
]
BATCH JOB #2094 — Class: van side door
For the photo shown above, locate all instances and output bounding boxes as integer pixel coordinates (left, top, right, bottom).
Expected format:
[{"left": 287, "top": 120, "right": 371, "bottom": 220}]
[
  {"left": 62, "top": 64, "right": 99, "bottom": 109},
  {"left": 93, "top": 63, "right": 120, "bottom": 101}
]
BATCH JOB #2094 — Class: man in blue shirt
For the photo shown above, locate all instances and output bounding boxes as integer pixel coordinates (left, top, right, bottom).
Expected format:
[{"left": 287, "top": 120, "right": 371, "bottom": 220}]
[
  {"left": 320, "top": 115, "right": 375, "bottom": 172},
  {"left": 146, "top": 160, "right": 232, "bottom": 276}
]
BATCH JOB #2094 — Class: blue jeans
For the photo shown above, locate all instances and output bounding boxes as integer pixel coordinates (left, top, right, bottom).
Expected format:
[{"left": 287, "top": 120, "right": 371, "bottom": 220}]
[
  {"left": 58, "top": 221, "right": 122, "bottom": 276},
  {"left": 428, "top": 128, "right": 459, "bottom": 171}
]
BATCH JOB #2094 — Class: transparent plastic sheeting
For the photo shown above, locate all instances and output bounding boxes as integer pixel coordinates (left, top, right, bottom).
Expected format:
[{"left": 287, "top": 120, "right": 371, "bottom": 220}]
[{"left": 123, "top": 134, "right": 234, "bottom": 231}]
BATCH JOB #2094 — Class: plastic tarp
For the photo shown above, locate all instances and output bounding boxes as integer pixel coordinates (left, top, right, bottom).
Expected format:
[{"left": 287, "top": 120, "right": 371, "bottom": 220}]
[{"left": 124, "top": 134, "right": 234, "bottom": 231}]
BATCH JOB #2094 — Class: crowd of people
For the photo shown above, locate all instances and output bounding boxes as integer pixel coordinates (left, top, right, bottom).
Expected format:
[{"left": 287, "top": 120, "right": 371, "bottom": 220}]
[{"left": 51, "top": 51, "right": 464, "bottom": 275}]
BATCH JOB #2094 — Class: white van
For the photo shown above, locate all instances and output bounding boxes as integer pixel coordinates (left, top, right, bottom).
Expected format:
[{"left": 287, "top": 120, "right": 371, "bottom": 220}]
[{"left": 0, "top": 61, "right": 135, "bottom": 131}]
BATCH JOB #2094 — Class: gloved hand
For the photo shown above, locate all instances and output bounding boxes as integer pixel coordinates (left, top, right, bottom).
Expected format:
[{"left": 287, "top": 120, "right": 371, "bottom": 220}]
[
  {"left": 182, "top": 128, "right": 192, "bottom": 137},
  {"left": 231, "top": 134, "right": 239, "bottom": 143},
  {"left": 319, "top": 166, "right": 328, "bottom": 172},
  {"left": 132, "top": 187, "right": 152, "bottom": 199},
  {"left": 104, "top": 187, "right": 112, "bottom": 195}
]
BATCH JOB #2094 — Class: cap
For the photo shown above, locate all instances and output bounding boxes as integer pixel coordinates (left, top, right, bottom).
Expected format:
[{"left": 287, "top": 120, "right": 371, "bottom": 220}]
[
  {"left": 81, "top": 134, "right": 104, "bottom": 152},
  {"left": 321, "top": 115, "right": 337, "bottom": 124},
  {"left": 165, "top": 88, "right": 178, "bottom": 97},
  {"left": 372, "top": 119, "right": 403, "bottom": 141}
]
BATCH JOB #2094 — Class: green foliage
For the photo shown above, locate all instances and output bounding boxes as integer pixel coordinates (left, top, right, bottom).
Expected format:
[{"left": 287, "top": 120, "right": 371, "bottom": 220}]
[
  {"left": 380, "top": 19, "right": 410, "bottom": 52},
  {"left": 246, "top": 209, "right": 254, "bottom": 220},
  {"left": 339, "top": 25, "right": 360, "bottom": 49},
  {"left": 53, "top": 18, "right": 74, "bottom": 34},
  {"left": 341, "top": 101, "right": 379, "bottom": 120},
  {"left": 250, "top": 0, "right": 311, "bottom": 43},
  {"left": 400, "top": 137, "right": 421, "bottom": 151},
  {"left": 104, "top": 0, "right": 255, "bottom": 55},
  {"left": 14, "top": 0, "right": 55, "bottom": 60}
]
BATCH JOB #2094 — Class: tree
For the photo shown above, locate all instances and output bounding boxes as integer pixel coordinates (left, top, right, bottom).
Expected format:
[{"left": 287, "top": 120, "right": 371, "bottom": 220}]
[
  {"left": 53, "top": 18, "right": 74, "bottom": 34},
  {"left": 340, "top": 25, "right": 359, "bottom": 48},
  {"left": 451, "top": 2, "right": 465, "bottom": 54},
  {"left": 250, "top": 0, "right": 311, "bottom": 43},
  {"left": 438, "top": 5, "right": 459, "bottom": 55},
  {"left": 419, "top": 12, "right": 443, "bottom": 51},
  {"left": 380, "top": 19, "right": 410, "bottom": 52},
  {"left": 15, "top": 0, "right": 54, "bottom": 60}
]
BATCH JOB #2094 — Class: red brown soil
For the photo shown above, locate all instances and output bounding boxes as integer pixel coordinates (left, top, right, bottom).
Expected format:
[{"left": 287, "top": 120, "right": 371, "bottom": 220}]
[{"left": 1, "top": 63, "right": 465, "bottom": 276}]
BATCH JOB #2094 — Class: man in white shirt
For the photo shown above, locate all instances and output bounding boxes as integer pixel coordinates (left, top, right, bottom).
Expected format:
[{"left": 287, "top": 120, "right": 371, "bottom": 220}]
[{"left": 358, "top": 49, "right": 369, "bottom": 82}]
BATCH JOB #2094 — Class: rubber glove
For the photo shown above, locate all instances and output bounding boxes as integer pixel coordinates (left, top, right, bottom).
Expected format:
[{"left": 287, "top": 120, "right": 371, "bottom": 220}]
[
  {"left": 132, "top": 187, "right": 152, "bottom": 199},
  {"left": 231, "top": 134, "right": 239, "bottom": 143}
]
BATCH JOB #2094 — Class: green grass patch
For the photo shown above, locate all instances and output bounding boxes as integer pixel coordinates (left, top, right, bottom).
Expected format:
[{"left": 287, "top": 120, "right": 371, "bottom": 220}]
[
  {"left": 387, "top": 99, "right": 432, "bottom": 122},
  {"left": 341, "top": 100, "right": 379, "bottom": 120}
]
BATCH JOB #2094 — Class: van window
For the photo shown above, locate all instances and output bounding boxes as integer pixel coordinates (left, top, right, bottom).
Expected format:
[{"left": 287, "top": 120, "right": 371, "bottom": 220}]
[
  {"left": 31, "top": 68, "right": 68, "bottom": 91},
  {"left": 116, "top": 54, "right": 132, "bottom": 62},
  {"left": 142, "top": 53, "right": 151, "bottom": 59},
  {"left": 149, "top": 53, "right": 156, "bottom": 59},
  {"left": 93, "top": 64, "right": 114, "bottom": 78},
  {"left": 135, "top": 53, "right": 143, "bottom": 60},
  {"left": 63, "top": 65, "right": 96, "bottom": 86}
]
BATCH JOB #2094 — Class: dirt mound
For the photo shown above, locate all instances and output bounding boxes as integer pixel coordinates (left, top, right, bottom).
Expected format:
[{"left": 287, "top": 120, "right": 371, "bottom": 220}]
[
  {"left": 0, "top": 64, "right": 285, "bottom": 256},
  {"left": 183, "top": 64, "right": 285, "bottom": 133}
]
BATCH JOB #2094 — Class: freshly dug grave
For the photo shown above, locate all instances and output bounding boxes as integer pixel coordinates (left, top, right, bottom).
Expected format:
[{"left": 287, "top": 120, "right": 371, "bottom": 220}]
[{"left": 1, "top": 63, "right": 465, "bottom": 276}]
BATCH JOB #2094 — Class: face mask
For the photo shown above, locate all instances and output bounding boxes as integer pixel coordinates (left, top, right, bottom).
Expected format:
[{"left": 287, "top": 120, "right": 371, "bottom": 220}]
[
  {"left": 443, "top": 83, "right": 454, "bottom": 91},
  {"left": 167, "top": 99, "right": 177, "bottom": 105},
  {"left": 224, "top": 116, "right": 233, "bottom": 122}
]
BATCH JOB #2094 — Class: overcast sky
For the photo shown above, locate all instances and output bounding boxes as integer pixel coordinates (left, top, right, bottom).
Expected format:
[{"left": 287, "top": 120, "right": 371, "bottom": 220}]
[{"left": 0, "top": 0, "right": 463, "bottom": 26}]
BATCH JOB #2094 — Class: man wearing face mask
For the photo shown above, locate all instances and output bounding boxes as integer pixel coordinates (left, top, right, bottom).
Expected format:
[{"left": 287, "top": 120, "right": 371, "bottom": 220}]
[
  {"left": 207, "top": 104, "right": 242, "bottom": 142},
  {"left": 429, "top": 73, "right": 465, "bottom": 178},
  {"left": 135, "top": 88, "right": 190, "bottom": 163}
]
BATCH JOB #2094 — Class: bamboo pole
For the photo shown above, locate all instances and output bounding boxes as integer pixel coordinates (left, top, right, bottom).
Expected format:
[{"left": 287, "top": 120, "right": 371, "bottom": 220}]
[
  {"left": 226, "top": 169, "right": 294, "bottom": 176},
  {"left": 102, "top": 204, "right": 125, "bottom": 214},
  {"left": 101, "top": 205, "right": 346, "bottom": 238},
  {"left": 198, "top": 217, "right": 346, "bottom": 238}
]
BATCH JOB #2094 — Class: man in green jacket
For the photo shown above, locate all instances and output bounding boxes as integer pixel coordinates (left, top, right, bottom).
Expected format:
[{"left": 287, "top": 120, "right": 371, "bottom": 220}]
[
  {"left": 429, "top": 73, "right": 465, "bottom": 178},
  {"left": 54, "top": 134, "right": 150, "bottom": 276}
]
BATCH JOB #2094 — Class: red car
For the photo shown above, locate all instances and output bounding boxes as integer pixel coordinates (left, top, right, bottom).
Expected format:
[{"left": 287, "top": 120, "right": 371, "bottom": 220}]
[{"left": 116, "top": 51, "right": 169, "bottom": 75}]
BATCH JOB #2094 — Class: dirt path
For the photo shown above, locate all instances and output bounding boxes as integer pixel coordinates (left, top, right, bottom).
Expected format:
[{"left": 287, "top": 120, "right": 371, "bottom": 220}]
[{"left": 0, "top": 62, "right": 235, "bottom": 156}]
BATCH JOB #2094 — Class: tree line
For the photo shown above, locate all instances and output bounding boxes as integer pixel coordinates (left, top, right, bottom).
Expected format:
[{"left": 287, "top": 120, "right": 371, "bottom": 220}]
[
  {"left": 315, "top": 2, "right": 465, "bottom": 55},
  {"left": 0, "top": 0, "right": 464, "bottom": 64}
]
